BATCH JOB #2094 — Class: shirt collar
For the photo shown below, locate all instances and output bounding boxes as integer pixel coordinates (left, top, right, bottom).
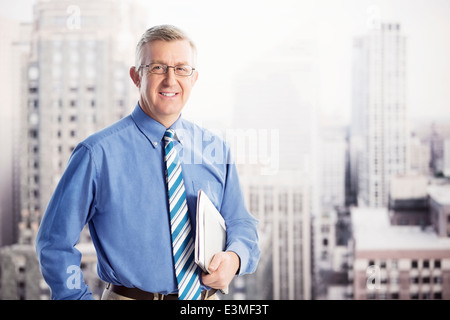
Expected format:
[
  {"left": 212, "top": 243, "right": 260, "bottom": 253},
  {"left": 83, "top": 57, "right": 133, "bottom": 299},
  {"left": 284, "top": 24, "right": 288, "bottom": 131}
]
[
  {"left": 131, "top": 102, "right": 185, "bottom": 148},
  {"left": 169, "top": 115, "right": 185, "bottom": 145}
]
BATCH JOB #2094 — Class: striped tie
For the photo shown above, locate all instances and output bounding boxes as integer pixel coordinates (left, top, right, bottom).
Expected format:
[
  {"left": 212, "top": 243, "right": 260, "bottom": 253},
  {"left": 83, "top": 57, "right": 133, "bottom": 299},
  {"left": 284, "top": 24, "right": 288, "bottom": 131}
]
[{"left": 164, "top": 129, "right": 202, "bottom": 300}]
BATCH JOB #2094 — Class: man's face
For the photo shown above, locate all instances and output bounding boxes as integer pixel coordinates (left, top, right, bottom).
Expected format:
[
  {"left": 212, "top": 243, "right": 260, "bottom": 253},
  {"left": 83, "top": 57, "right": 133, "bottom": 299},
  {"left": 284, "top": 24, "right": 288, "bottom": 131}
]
[{"left": 133, "top": 39, "right": 198, "bottom": 127}]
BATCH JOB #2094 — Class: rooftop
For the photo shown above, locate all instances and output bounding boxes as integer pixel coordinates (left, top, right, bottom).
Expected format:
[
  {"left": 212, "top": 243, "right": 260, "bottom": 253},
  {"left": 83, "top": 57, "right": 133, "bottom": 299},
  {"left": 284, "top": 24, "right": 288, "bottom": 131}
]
[
  {"left": 427, "top": 184, "right": 450, "bottom": 206},
  {"left": 351, "top": 207, "right": 450, "bottom": 251}
]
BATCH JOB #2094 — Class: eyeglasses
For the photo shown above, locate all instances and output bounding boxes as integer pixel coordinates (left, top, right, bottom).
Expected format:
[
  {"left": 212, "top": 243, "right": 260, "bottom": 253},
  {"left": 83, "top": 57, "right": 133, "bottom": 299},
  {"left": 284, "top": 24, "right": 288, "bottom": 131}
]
[{"left": 139, "top": 63, "right": 195, "bottom": 77}]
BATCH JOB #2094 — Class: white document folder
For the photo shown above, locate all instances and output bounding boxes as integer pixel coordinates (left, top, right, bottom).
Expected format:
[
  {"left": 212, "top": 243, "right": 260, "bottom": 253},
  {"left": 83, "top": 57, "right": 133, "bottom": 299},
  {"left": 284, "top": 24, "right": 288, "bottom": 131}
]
[{"left": 195, "top": 189, "right": 228, "bottom": 294}]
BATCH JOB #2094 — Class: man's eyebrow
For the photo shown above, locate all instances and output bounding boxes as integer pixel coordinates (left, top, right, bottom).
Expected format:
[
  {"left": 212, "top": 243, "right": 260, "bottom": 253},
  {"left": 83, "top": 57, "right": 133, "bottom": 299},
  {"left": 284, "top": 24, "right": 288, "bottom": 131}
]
[{"left": 148, "top": 60, "right": 191, "bottom": 66}]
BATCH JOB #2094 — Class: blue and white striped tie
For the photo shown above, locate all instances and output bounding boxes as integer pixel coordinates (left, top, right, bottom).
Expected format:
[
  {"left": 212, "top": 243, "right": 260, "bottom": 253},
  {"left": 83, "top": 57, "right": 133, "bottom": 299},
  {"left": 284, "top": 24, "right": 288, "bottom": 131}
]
[{"left": 164, "top": 129, "right": 202, "bottom": 300}]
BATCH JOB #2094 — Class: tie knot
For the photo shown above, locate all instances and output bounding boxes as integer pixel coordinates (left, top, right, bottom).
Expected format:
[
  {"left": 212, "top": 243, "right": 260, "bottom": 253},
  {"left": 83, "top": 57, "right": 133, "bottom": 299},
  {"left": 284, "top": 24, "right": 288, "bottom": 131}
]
[{"left": 164, "top": 129, "right": 175, "bottom": 141}]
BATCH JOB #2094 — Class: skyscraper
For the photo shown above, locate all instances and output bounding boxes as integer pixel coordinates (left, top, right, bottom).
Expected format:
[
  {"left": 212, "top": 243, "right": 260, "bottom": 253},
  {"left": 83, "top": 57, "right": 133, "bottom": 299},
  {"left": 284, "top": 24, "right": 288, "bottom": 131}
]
[
  {"left": 21, "top": 0, "right": 147, "bottom": 245},
  {"left": 0, "top": 0, "right": 147, "bottom": 300},
  {"left": 0, "top": 17, "right": 31, "bottom": 248},
  {"left": 239, "top": 172, "right": 312, "bottom": 300},
  {"left": 351, "top": 22, "right": 409, "bottom": 208},
  {"left": 230, "top": 38, "right": 319, "bottom": 299}
]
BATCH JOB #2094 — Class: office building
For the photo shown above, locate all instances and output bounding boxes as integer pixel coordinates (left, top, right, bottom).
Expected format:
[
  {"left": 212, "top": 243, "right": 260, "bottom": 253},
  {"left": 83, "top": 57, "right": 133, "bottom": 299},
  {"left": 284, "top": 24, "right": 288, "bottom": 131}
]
[
  {"left": 351, "top": 205, "right": 450, "bottom": 300},
  {"left": 409, "top": 133, "right": 431, "bottom": 176},
  {"left": 411, "top": 120, "right": 450, "bottom": 177},
  {"left": 444, "top": 140, "right": 450, "bottom": 178},
  {"left": 319, "top": 118, "right": 347, "bottom": 210},
  {"left": 428, "top": 184, "right": 450, "bottom": 238},
  {"left": 0, "top": 18, "right": 32, "bottom": 248},
  {"left": 1, "top": 0, "right": 147, "bottom": 300},
  {"left": 388, "top": 173, "right": 429, "bottom": 226},
  {"left": 229, "top": 38, "right": 319, "bottom": 300},
  {"left": 239, "top": 172, "right": 312, "bottom": 300},
  {"left": 351, "top": 22, "right": 409, "bottom": 207},
  {"left": 21, "top": 0, "right": 146, "bottom": 245}
]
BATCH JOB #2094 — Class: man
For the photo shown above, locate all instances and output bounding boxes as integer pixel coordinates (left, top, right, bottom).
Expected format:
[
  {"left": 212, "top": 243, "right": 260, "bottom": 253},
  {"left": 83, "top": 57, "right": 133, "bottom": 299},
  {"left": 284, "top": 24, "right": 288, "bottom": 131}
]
[{"left": 35, "top": 25, "right": 260, "bottom": 300}]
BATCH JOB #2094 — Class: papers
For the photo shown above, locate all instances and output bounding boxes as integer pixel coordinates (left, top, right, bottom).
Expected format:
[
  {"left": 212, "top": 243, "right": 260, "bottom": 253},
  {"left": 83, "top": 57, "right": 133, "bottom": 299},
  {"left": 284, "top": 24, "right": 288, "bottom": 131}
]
[{"left": 195, "top": 189, "right": 228, "bottom": 294}]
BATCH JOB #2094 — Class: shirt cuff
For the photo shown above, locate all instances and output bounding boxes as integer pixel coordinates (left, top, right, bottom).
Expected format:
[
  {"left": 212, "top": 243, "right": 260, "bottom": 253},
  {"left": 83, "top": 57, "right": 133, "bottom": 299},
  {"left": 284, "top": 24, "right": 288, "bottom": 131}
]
[{"left": 226, "top": 241, "right": 249, "bottom": 276}]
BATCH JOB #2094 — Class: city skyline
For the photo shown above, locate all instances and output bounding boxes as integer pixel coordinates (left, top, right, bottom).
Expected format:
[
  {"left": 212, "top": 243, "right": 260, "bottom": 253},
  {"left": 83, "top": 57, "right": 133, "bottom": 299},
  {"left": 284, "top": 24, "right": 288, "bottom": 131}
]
[
  {"left": 0, "top": 0, "right": 449, "bottom": 301},
  {"left": 0, "top": 0, "right": 449, "bottom": 127}
]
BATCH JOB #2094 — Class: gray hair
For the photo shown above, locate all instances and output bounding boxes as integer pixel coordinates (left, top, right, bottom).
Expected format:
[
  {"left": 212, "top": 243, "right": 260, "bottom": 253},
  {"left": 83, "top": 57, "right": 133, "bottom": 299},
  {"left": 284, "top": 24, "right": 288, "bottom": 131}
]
[{"left": 135, "top": 24, "right": 197, "bottom": 69}]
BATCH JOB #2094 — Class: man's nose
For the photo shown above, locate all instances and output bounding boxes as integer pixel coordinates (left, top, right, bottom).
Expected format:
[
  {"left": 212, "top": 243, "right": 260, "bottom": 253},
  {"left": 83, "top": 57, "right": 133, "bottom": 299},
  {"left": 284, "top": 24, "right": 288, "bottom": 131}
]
[{"left": 163, "top": 67, "right": 178, "bottom": 84}]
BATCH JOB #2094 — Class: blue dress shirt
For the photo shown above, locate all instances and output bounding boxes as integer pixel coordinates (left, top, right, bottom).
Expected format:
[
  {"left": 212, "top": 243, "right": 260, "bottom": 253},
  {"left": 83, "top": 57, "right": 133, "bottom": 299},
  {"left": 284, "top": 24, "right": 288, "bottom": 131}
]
[{"left": 35, "top": 103, "right": 260, "bottom": 300}]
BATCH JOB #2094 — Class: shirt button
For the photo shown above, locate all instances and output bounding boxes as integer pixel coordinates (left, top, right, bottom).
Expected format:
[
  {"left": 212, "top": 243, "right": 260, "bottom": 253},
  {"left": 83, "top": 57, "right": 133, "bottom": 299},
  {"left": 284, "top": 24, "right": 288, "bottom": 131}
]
[{"left": 153, "top": 142, "right": 158, "bottom": 146}]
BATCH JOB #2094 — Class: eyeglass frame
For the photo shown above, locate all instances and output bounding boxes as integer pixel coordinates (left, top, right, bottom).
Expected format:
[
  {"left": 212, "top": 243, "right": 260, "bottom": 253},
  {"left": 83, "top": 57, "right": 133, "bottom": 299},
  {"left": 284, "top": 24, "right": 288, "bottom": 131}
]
[{"left": 138, "top": 63, "right": 196, "bottom": 77}]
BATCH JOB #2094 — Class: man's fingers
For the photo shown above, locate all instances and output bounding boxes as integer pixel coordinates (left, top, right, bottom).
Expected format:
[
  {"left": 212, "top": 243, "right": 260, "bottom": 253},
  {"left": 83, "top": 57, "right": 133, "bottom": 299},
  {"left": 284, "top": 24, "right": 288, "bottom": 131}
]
[{"left": 207, "top": 253, "right": 224, "bottom": 273}]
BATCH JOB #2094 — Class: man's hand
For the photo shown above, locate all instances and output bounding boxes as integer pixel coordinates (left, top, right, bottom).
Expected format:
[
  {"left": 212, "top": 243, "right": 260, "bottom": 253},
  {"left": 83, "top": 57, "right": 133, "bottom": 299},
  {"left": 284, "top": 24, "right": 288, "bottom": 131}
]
[{"left": 201, "top": 251, "right": 240, "bottom": 290}]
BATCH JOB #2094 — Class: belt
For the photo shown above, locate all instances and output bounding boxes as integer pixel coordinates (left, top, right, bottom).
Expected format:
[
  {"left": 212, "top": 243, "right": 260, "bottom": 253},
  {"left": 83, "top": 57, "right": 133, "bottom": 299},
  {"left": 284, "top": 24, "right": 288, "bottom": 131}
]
[{"left": 106, "top": 283, "right": 217, "bottom": 300}]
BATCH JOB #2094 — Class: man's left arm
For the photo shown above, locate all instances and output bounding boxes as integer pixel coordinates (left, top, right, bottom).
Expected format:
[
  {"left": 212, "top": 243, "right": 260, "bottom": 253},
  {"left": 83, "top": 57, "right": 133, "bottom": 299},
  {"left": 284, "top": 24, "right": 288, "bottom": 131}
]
[
  {"left": 220, "top": 158, "right": 260, "bottom": 276},
  {"left": 202, "top": 147, "right": 261, "bottom": 289}
]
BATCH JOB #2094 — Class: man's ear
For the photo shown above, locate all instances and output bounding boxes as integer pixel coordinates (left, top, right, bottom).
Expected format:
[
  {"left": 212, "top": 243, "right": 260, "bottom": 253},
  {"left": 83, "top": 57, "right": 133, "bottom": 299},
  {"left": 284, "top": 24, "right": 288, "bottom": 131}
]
[
  {"left": 129, "top": 66, "right": 140, "bottom": 88},
  {"left": 191, "top": 70, "right": 199, "bottom": 85}
]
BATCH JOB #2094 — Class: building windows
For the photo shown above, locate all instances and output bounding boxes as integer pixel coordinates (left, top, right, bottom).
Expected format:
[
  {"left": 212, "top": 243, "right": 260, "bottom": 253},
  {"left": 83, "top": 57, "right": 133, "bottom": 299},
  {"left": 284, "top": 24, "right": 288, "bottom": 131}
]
[
  {"left": 434, "top": 260, "right": 441, "bottom": 268},
  {"left": 278, "top": 193, "right": 287, "bottom": 212},
  {"left": 391, "top": 260, "right": 398, "bottom": 269},
  {"left": 29, "top": 66, "right": 39, "bottom": 80},
  {"left": 433, "top": 276, "right": 442, "bottom": 284},
  {"left": 434, "top": 292, "right": 442, "bottom": 299},
  {"left": 411, "top": 260, "right": 418, "bottom": 268},
  {"left": 29, "top": 129, "right": 38, "bottom": 138},
  {"left": 367, "top": 292, "right": 376, "bottom": 300},
  {"left": 390, "top": 275, "right": 399, "bottom": 285},
  {"left": 410, "top": 276, "right": 419, "bottom": 284},
  {"left": 410, "top": 293, "right": 419, "bottom": 299},
  {"left": 293, "top": 194, "right": 302, "bottom": 213}
]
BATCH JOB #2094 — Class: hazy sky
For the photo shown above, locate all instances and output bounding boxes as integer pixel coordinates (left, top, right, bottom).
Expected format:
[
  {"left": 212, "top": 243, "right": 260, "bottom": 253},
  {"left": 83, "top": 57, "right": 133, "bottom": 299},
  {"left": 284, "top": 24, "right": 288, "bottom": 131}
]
[{"left": 1, "top": 0, "right": 449, "bottom": 126}]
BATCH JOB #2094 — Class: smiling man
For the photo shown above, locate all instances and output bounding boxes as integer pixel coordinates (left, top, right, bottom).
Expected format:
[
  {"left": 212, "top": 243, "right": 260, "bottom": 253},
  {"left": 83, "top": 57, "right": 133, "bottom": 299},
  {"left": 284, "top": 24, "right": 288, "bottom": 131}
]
[
  {"left": 130, "top": 38, "right": 197, "bottom": 128},
  {"left": 35, "top": 25, "right": 260, "bottom": 300}
]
